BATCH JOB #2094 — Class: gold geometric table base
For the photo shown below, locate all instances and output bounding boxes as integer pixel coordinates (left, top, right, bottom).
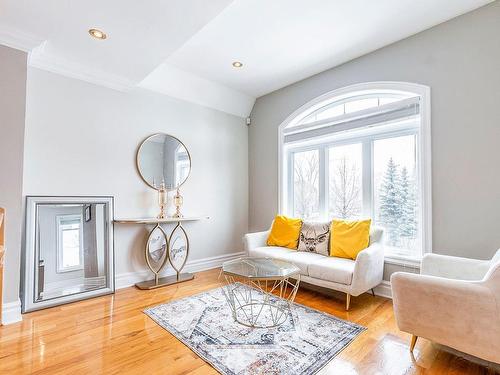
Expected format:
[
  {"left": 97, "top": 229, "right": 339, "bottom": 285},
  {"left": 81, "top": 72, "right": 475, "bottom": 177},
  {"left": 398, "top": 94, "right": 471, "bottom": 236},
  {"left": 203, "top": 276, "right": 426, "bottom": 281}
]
[
  {"left": 221, "top": 274, "right": 301, "bottom": 328},
  {"left": 135, "top": 272, "right": 194, "bottom": 290}
]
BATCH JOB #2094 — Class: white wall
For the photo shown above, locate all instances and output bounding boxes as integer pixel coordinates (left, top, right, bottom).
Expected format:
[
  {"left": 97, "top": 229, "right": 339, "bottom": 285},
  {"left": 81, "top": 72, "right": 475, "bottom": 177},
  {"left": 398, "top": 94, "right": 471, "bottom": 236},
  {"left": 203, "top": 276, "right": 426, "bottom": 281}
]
[
  {"left": 249, "top": 2, "right": 500, "bottom": 279},
  {"left": 23, "top": 68, "right": 248, "bottom": 288},
  {"left": 0, "top": 45, "right": 27, "bottom": 311}
]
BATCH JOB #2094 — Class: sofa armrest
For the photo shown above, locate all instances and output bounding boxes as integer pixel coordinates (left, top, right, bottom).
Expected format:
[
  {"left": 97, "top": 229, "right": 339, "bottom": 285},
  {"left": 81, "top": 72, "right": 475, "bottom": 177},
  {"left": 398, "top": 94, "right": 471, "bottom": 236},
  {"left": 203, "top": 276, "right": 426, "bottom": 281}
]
[
  {"left": 350, "top": 243, "right": 385, "bottom": 296},
  {"left": 243, "top": 230, "right": 270, "bottom": 253},
  {"left": 391, "top": 272, "right": 500, "bottom": 363},
  {"left": 421, "top": 253, "right": 491, "bottom": 281}
]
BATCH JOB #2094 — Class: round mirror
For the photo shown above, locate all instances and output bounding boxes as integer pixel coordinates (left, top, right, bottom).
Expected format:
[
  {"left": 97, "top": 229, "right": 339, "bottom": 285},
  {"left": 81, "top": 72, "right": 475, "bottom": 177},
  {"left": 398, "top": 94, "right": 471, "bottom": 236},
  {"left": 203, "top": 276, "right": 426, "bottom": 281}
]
[{"left": 136, "top": 133, "right": 191, "bottom": 190}]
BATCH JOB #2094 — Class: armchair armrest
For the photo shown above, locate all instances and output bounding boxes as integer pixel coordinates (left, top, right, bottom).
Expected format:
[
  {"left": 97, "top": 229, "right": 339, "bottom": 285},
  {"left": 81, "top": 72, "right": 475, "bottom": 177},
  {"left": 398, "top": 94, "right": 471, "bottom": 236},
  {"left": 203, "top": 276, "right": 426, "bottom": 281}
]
[
  {"left": 350, "top": 243, "right": 385, "bottom": 296},
  {"left": 243, "top": 230, "right": 270, "bottom": 253},
  {"left": 421, "top": 253, "right": 490, "bottom": 281},
  {"left": 391, "top": 272, "right": 500, "bottom": 363}
]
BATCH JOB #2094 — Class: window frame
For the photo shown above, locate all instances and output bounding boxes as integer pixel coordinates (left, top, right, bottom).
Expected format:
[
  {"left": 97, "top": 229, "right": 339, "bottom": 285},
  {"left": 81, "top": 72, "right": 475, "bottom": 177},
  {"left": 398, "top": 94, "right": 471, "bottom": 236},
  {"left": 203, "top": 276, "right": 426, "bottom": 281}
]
[
  {"left": 56, "top": 214, "right": 84, "bottom": 273},
  {"left": 278, "top": 82, "right": 432, "bottom": 266}
]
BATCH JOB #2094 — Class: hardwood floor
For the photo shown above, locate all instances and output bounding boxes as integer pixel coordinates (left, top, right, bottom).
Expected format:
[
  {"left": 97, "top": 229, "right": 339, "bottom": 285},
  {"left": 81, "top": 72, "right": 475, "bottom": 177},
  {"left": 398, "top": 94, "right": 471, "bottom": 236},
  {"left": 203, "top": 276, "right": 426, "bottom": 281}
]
[{"left": 0, "top": 268, "right": 496, "bottom": 375}]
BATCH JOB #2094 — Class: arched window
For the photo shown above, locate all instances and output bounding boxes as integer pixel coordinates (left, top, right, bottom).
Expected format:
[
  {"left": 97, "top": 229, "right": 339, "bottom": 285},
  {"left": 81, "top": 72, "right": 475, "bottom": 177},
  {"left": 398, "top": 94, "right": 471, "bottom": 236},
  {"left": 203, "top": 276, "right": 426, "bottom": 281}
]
[{"left": 278, "top": 82, "right": 431, "bottom": 262}]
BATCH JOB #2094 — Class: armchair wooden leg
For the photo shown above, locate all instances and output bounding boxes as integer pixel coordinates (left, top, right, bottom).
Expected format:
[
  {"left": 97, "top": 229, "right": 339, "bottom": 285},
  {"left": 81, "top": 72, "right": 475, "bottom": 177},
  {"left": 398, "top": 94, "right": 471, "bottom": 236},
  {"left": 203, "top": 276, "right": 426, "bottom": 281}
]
[
  {"left": 346, "top": 293, "right": 351, "bottom": 311},
  {"left": 371, "top": 288, "right": 375, "bottom": 297},
  {"left": 410, "top": 335, "right": 418, "bottom": 352}
]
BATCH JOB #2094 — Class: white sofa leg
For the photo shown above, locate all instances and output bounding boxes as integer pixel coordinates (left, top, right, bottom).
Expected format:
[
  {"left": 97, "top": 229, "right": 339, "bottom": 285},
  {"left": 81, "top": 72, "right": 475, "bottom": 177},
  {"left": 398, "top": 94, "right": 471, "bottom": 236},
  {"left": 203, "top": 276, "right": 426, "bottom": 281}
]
[
  {"left": 371, "top": 288, "right": 375, "bottom": 297},
  {"left": 346, "top": 293, "right": 351, "bottom": 311}
]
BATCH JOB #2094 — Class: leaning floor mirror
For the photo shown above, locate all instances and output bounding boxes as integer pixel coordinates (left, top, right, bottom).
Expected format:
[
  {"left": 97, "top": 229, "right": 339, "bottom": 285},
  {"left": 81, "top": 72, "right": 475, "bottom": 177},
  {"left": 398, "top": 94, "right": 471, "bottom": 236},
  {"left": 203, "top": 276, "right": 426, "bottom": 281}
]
[{"left": 22, "top": 196, "right": 114, "bottom": 313}]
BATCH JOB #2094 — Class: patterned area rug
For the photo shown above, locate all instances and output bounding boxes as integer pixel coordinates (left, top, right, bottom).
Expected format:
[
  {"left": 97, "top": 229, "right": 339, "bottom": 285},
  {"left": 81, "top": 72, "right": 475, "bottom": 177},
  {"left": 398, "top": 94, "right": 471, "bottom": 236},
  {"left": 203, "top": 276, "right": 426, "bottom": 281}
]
[{"left": 144, "top": 284, "right": 365, "bottom": 375}]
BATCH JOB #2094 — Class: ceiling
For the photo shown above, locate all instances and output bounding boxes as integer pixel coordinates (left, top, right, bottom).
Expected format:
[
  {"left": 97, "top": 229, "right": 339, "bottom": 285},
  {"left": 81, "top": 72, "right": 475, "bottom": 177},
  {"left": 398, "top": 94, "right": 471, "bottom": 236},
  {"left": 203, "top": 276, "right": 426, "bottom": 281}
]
[{"left": 0, "top": 0, "right": 493, "bottom": 117}]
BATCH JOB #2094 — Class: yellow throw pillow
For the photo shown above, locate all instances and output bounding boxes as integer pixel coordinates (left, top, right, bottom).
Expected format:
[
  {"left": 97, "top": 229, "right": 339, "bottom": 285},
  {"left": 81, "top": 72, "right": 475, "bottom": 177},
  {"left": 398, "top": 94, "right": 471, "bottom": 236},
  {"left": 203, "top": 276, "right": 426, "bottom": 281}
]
[
  {"left": 330, "top": 219, "right": 371, "bottom": 260},
  {"left": 267, "top": 215, "right": 302, "bottom": 249}
]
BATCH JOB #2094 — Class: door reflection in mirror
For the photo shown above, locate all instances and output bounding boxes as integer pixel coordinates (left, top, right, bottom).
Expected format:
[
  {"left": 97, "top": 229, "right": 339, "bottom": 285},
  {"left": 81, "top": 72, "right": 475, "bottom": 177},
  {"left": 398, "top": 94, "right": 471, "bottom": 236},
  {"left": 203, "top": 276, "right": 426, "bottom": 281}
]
[{"left": 35, "top": 203, "right": 108, "bottom": 301}]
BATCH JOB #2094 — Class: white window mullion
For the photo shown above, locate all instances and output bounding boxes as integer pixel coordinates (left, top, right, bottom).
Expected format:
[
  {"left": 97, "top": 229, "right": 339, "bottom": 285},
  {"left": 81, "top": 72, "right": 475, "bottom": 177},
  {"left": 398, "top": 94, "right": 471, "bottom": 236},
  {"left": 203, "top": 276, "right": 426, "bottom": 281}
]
[
  {"left": 318, "top": 146, "right": 327, "bottom": 221},
  {"left": 324, "top": 146, "right": 330, "bottom": 220},
  {"left": 362, "top": 141, "right": 373, "bottom": 218},
  {"left": 287, "top": 151, "right": 294, "bottom": 216}
]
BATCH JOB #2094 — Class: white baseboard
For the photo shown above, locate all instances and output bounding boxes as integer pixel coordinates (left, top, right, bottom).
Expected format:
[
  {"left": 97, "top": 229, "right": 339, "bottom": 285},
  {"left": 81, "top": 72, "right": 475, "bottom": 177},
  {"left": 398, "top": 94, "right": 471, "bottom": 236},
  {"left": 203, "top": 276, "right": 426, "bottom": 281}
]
[
  {"left": 2, "top": 299, "right": 22, "bottom": 325},
  {"left": 115, "top": 251, "right": 245, "bottom": 289},
  {"left": 374, "top": 280, "right": 392, "bottom": 299}
]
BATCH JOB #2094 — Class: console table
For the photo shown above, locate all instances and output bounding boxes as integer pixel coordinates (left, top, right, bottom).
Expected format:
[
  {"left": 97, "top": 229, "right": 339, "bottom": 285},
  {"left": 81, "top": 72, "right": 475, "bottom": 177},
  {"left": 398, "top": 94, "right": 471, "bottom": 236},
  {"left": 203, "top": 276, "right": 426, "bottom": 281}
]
[{"left": 114, "top": 217, "right": 207, "bottom": 290}]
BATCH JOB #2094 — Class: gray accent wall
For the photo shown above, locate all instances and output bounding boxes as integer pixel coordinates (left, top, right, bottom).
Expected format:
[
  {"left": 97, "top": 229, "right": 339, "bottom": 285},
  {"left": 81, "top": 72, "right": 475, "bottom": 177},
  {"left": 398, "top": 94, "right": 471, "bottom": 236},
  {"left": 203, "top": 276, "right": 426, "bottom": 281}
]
[
  {"left": 249, "top": 2, "right": 500, "bottom": 279},
  {"left": 0, "top": 45, "right": 27, "bottom": 305}
]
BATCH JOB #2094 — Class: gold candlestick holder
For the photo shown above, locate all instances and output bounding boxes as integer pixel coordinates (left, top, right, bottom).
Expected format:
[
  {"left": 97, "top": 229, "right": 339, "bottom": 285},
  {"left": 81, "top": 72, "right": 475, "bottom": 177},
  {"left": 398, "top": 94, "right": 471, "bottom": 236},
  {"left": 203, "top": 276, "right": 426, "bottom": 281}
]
[
  {"left": 157, "top": 182, "right": 167, "bottom": 219},
  {"left": 173, "top": 188, "right": 183, "bottom": 218}
]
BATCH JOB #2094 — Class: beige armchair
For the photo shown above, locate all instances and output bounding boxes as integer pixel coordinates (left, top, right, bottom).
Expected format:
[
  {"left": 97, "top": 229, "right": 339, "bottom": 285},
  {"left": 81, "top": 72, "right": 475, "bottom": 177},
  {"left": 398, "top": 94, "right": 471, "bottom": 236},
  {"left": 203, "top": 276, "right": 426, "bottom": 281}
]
[{"left": 391, "top": 250, "right": 500, "bottom": 364}]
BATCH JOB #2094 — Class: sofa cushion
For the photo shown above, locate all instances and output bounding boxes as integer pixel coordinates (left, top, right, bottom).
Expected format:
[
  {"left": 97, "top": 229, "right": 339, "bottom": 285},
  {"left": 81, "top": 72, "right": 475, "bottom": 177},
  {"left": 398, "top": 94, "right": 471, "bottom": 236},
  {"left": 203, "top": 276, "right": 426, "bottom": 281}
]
[
  {"left": 247, "top": 246, "right": 325, "bottom": 276},
  {"left": 282, "top": 251, "right": 326, "bottom": 275},
  {"left": 248, "top": 246, "right": 293, "bottom": 261},
  {"left": 308, "top": 256, "right": 356, "bottom": 285}
]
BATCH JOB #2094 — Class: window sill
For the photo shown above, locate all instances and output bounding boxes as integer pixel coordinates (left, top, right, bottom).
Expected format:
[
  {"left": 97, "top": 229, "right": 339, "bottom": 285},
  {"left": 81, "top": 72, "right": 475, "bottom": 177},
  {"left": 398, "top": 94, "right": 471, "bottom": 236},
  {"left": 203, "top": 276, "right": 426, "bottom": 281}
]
[
  {"left": 384, "top": 254, "right": 421, "bottom": 268},
  {"left": 56, "top": 266, "right": 84, "bottom": 273}
]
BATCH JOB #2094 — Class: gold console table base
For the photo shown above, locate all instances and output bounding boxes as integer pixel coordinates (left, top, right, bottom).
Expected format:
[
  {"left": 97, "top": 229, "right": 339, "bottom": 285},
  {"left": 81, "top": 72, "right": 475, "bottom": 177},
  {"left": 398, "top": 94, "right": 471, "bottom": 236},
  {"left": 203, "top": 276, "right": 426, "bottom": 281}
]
[
  {"left": 114, "top": 217, "right": 208, "bottom": 291},
  {"left": 135, "top": 272, "right": 194, "bottom": 290}
]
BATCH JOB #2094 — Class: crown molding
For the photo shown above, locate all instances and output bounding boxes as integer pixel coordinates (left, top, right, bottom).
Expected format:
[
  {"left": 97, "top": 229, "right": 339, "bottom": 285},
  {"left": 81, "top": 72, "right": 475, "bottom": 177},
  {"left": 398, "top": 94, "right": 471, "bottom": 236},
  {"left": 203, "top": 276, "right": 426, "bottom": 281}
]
[
  {"left": 0, "top": 24, "right": 252, "bottom": 115},
  {"left": 0, "top": 24, "right": 133, "bottom": 92},
  {"left": 29, "top": 44, "right": 135, "bottom": 92},
  {"left": 0, "top": 25, "right": 45, "bottom": 52}
]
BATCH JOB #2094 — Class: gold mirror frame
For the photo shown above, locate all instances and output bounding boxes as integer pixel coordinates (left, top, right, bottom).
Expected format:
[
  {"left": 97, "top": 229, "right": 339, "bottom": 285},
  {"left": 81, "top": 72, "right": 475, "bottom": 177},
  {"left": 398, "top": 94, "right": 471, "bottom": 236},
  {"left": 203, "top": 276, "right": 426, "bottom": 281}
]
[{"left": 136, "top": 133, "right": 192, "bottom": 191}]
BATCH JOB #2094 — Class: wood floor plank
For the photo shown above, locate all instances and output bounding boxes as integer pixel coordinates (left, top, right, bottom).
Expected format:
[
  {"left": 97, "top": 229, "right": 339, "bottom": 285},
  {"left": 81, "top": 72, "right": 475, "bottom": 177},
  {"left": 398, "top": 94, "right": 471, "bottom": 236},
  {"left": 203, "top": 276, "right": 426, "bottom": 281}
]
[{"left": 0, "top": 268, "right": 496, "bottom": 374}]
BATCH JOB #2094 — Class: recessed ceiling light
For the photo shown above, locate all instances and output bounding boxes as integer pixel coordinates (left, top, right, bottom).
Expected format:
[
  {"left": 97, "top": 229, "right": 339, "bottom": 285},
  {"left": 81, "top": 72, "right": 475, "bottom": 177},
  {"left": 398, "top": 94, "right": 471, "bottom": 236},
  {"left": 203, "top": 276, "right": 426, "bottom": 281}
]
[
  {"left": 88, "top": 28, "right": 107, "bottom": 40},
  {"left": 232, "top": 61, "right": 243, "bottom": 68}
]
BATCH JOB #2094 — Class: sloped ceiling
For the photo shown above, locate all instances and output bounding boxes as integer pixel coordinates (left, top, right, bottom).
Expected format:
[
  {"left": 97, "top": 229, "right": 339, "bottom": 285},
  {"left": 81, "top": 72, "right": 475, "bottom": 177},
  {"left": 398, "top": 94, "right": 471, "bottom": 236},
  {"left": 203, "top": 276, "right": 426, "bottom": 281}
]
[{"left": 0, "top": 0, "right": 493, "bottom": 117}]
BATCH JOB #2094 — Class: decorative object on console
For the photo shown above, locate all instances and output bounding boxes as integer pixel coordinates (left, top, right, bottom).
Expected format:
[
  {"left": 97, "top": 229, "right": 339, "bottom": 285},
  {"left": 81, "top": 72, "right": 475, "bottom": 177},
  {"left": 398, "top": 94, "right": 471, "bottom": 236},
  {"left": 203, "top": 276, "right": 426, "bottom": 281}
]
[
  {"left": 298, "top": 221, "right": 330, "bottom": 256},
  {"left": 266, "top": 215, "right": 302, "bottom": 249},
  {"left": 157, "top": 182, "right": 168, "bottom": 219},
  {"left": 22, "top": 196, "right": 115, "bottom": 313},
  {"left": 136, "top": 133, "right": 191, "bottom": 218},
  {"left": 145, "top": 285, "right": 365, "bottom": 375},
  {"left": 173, "top": 188, "right": 183, "bottom": 218}
]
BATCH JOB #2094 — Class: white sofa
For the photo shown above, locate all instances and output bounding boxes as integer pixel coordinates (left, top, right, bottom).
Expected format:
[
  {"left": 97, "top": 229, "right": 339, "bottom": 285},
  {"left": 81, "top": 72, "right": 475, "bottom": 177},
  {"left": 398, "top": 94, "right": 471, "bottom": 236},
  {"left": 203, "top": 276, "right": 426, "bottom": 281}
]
[
  {"left": 243, "top": 227, "right": 384, "bottom": 310},
  {"left": 391, "top": 250, "right": 500, "bottom": 364}
]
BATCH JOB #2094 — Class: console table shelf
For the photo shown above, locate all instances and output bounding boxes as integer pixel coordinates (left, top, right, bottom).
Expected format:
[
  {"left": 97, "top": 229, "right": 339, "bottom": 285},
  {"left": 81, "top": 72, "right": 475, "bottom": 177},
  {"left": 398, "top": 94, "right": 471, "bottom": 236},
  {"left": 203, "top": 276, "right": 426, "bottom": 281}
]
[{"left": 114, "top": 216, "right": 208, "bottom": 224}]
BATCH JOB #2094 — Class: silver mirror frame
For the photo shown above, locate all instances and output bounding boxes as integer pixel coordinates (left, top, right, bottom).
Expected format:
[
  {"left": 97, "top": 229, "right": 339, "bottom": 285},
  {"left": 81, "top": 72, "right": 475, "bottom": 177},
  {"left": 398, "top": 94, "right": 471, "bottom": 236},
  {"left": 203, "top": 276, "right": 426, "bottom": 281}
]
[
  {"left": 22, "top": 196, "right": 115, "bottom": 313},
  {"left": 135, "top": 133, "right": 192, "bottom": 191}
]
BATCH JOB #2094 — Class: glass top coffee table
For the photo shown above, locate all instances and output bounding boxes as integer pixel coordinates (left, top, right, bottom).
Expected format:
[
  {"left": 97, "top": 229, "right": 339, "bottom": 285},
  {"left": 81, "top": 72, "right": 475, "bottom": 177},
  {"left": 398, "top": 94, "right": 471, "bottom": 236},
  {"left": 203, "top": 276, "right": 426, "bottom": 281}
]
[{"left": 220, "top": 257, "right": 301, "bottom": 328}]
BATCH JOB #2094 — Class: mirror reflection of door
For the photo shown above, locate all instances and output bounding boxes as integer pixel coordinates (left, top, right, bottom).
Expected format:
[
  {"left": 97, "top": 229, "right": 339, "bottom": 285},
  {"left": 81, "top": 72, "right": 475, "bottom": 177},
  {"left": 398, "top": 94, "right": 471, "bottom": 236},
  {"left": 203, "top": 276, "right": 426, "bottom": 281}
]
[
  {"left": 56, "top": 214, "right": 83, "bottom": 273},
  {"left": 35, "top": 203, "right": 108, "bottom": 301},
  {"left": 175, "top": 144, "right": 190, "bottom": 187}
]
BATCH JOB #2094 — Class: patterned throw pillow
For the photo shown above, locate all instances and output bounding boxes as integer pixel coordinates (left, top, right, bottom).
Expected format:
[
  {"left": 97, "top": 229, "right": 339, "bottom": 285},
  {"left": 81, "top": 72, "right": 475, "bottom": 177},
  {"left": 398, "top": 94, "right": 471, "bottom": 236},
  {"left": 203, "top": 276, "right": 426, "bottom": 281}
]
[{"left": 298, "top": 222, "right": 330, "bottom": 256}]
